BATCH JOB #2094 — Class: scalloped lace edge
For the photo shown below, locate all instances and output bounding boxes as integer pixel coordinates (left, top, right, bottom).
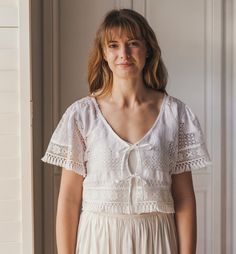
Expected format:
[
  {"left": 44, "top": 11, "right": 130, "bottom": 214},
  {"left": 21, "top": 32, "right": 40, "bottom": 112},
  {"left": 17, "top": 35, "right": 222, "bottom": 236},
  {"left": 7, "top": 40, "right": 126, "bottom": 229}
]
[
  {"left": 173, "top": 156, "right": 212, "bottom": 174},
  {"left": 41, "top": 152, "right": 87, "bottom": 177}
]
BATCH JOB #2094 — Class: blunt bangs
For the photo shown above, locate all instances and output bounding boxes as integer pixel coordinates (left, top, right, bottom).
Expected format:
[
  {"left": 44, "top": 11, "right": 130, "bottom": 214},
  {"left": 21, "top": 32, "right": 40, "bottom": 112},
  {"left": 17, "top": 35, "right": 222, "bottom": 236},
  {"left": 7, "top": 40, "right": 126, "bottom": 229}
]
[{"left": 102, "top": 17, "right": 142, "bottom": 46}]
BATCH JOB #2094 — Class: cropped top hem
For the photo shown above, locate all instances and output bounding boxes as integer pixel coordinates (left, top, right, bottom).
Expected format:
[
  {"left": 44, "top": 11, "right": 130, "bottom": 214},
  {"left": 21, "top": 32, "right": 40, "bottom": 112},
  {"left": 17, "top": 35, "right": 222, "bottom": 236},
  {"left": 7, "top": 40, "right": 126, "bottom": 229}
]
[{"left": 81, "top": 200, "right": 175, "bottom": 214}]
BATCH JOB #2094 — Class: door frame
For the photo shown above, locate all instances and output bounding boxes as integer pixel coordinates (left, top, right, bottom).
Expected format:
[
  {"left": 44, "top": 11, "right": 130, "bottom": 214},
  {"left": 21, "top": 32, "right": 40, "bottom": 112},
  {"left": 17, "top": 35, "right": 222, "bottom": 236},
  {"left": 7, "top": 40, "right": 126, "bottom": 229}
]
[
  {"left": 224, "top": 0, "right": 236, "bottom": 253},
  {"left": 19, "top": 0, "right": 34, "bottom": 253},
  {"left": 31, "top": 0, "right": 60, "bottom": 253}
]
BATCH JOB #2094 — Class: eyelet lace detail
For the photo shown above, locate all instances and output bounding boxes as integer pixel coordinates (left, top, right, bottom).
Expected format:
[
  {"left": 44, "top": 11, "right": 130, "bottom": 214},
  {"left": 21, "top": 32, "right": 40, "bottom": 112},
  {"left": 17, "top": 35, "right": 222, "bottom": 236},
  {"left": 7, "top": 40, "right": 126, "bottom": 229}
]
[
  {"left": 173, "top": 113, "right": 212, "bottom": 174},
  {"left": 82, "top": 185, "right": 175, "bottom": 214},
  {"left": 41, "top": 95, "right": 212, "bottom": 214},
  {"left": 175, "top": 144, "right": 211, "bottom": 172},
  {"left": 41, "top": 142, "right": 87, "bottom": 177},
  {"left": 82, "top": 200, "right": 175, "bottom": 214}
]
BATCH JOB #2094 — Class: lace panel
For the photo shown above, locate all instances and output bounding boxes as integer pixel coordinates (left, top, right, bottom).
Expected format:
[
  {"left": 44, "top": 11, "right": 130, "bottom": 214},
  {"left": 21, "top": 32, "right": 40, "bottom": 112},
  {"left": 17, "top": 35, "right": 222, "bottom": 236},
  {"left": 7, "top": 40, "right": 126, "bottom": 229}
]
[
  {"left": 41, "top": 142, "right": 86, "bottom": 177},
  {"left": 41, "top": 102, "right": 87, "bottom": 177},
  {"left": 173, "top": 107, "right": 212, "bottom": 174},
  {"left": 82, "top": 200, "right": 175, "bottom": 214},
  {"left": 175, "top": 144, "right": 211, "bottom": 172}
]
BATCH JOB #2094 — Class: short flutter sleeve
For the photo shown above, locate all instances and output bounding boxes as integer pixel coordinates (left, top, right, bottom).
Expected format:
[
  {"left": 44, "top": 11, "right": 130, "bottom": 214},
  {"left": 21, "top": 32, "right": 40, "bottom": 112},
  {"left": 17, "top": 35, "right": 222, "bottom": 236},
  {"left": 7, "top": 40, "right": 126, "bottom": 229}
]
[
  {"left": 171, "top": 104, "right": 212, "bottom": 174},
  {"left": 41, "top": 104, "right": 87, "bottom": 177}
]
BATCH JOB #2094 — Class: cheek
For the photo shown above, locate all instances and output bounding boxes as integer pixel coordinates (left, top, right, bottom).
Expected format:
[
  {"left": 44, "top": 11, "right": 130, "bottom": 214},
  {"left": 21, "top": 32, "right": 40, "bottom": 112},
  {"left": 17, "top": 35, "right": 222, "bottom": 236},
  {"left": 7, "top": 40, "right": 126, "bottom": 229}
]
[
  {"left": 136, "top": 51, "right": 147, "bottom": 65},
  {"left": 133, "top": 47, "right": 146, "bottom": 57},
  {"left": 105, "top": 52, "right": 117, "bottom": 63},
  {"left": 105, "top": 53, "right": 117, "bottom": 71}
]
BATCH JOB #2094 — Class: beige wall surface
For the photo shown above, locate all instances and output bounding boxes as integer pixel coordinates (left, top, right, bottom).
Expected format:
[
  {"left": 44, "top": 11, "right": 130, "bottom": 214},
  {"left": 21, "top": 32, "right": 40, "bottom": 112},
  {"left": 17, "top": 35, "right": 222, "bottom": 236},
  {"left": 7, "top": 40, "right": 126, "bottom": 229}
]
[
  {"left": 0, "top": 0, "right": 33, "bottom": 253},
  {"left": 0, "top": 0, "right": 22, "bottom": 253}
]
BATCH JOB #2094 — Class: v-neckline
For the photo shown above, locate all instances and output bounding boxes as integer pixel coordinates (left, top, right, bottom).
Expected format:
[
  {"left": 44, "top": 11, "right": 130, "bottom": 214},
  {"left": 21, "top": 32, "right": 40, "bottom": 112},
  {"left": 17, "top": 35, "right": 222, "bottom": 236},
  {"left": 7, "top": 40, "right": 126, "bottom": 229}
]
[{"left": 90, "top": 93, "right": 168, "bottom": 146}]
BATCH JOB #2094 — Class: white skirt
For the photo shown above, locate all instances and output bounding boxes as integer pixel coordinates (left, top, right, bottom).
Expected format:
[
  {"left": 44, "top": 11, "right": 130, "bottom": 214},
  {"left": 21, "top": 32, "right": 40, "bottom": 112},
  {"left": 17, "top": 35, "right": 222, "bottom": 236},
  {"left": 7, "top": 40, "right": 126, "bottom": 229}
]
[{"left": 76, "top": 211, "right": 178, "bottom": 254}]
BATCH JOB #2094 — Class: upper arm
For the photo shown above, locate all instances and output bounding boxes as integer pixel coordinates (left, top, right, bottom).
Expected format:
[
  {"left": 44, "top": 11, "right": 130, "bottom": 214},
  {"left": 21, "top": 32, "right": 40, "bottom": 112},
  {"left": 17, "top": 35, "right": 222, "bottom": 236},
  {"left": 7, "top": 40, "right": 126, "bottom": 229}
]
[
  {"left": 171, "top": 171, "right": 196, "bottom": 203},
  {"left": 58, "top": 168, "right": 84, "bottom": 205}
]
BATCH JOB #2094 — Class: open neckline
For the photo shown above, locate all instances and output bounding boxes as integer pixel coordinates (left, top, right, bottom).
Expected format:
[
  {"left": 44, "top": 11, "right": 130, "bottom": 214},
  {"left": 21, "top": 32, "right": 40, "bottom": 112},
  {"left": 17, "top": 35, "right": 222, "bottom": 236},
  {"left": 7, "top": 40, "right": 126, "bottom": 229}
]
[{"left": 90, "top": 93, "right": 168, "bottom": 146}]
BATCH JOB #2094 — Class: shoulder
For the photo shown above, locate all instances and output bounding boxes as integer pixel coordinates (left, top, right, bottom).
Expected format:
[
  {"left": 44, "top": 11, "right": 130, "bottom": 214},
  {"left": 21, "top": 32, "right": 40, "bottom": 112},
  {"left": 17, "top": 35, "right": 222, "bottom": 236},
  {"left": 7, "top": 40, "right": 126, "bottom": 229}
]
[
  {"left": 166, "top": 94, "right": 197, "bottom": 122},
  {"left": 167, "top": 94, "right": 187, "bottom": 110},
  {"left": 167, "top": 94, "right": 194, "bottom": 113},
  {"left": 65, "top": 96, "right": 93, "bottom": 112},
  {"left": 63, "top": 96, "right": 96, "bottom": 121},
  {"left": 64, "top": 95, "right": 97, "bottom": 135}
]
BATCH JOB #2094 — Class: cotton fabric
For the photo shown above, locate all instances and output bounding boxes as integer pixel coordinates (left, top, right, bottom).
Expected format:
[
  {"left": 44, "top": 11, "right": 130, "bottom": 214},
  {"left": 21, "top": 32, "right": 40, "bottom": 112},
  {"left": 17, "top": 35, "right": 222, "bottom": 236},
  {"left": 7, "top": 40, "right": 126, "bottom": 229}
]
[
  {"left": 76, "top": 211, "right": 178, "bottom": 254},
  {"left": 41, "top": 94, "right": 212, "bottom": 214}
]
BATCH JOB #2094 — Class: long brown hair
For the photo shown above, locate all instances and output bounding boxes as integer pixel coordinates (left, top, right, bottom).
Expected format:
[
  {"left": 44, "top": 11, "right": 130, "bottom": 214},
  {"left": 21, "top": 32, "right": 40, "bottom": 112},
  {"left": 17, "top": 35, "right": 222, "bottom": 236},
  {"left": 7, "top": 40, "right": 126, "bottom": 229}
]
[{"left": 88, "top": 9, "right": 168, "bottom": 97}]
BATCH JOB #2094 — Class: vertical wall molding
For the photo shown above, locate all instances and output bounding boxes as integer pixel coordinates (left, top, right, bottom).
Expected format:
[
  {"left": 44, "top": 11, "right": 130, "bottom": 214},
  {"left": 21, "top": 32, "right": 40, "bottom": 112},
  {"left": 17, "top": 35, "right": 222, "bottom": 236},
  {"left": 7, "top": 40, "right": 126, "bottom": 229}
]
[
  {"left": 42, "top": 0, "right": 60, "bottom": 253},
  {"left": 32, "top": 0, "right": 61, "bottom": 252},
  {"left": 231, "top": 0, "right": 236, "bottom": 253},
  {"left": 222, "top": 0, "right": 236, "bottom": 253},
  {"left": 210, "top": 0, "right": 222, "bottom": 252},
  {"left": 204, "top": 1, "right": 218, "bottom": 253},
  {"left": 31, "top": 0, "right": 44, "bottom": 252},
  {"left": 19, "top": 0, "right": 34, "bottom": 253},
  {"left": 223, "top": 0, "right": 231, "bottom": 253}
]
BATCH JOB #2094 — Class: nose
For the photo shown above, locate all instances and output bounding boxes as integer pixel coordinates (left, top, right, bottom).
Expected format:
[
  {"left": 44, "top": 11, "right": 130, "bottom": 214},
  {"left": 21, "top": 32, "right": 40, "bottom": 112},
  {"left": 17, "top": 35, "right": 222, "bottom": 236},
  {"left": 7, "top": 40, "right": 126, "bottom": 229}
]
[{"left": 120, "top": 45, "right": 130, "bottom": 59}]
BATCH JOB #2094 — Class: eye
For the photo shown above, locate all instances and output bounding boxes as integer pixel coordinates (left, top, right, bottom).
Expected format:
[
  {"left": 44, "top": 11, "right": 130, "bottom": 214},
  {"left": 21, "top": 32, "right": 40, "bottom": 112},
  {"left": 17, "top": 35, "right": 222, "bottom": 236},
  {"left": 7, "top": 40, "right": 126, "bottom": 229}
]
[
  {"left": 108, "top": 43, "right": 118, "bottom": 48},
  {"left": 128, "top": 41, "right": 139, "bottom": 47}
]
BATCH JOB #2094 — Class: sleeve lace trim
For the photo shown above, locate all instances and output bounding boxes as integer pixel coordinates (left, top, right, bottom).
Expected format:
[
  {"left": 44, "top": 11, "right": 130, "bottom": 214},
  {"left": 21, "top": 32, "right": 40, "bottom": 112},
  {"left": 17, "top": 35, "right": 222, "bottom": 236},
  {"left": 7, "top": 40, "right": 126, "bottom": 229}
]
[
  {"left": 173, "top": 143, "right": 212, "bottom": 174},
  {"left": 41, "top": 142, "right": 87, "bottom": 177}
]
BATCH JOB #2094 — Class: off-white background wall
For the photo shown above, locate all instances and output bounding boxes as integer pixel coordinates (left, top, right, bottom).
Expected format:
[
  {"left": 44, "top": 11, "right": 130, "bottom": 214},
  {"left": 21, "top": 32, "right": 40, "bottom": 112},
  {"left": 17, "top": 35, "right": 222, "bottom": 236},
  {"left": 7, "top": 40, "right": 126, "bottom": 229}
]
[
  {"left": 0, "top": 0, "right": 33, "bottom": 253},
  {"left": 0, "top": 0, "right": 21, "bottom": 253}
]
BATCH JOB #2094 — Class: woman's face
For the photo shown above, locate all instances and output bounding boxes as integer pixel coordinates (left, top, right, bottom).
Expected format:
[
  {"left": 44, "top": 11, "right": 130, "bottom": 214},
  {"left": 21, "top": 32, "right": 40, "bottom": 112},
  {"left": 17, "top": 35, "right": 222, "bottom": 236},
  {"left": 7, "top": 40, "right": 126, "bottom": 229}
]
[{"left": 103, "top": 28, "right": 148, "bottom": 81}]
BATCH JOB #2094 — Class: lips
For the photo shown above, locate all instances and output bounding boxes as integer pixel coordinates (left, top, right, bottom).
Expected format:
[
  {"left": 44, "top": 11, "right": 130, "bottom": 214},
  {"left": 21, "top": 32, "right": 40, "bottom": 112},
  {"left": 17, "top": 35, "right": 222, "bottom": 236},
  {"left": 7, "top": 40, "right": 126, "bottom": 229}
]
[{"left": 117, "top": 62, "right": 133, "bottom": 66}]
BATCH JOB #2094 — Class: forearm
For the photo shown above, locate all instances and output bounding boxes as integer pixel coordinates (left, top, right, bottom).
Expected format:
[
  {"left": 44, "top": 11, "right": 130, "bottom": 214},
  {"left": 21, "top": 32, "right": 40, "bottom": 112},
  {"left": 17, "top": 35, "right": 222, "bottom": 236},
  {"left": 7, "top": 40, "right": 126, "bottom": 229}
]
[
  {"left": 174, "top": 196, "right": 197, "bottom": 254},
  {"left": 56, "top": 196, "right": 82, "bottom": 254}
]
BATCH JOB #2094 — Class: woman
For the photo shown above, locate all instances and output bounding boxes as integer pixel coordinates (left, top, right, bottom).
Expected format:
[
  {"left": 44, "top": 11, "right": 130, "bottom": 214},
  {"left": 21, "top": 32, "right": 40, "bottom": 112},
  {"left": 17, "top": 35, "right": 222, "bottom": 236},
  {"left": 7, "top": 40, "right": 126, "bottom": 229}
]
[{"left": 42, "top": 8, "right": 212, "bottom": 254}]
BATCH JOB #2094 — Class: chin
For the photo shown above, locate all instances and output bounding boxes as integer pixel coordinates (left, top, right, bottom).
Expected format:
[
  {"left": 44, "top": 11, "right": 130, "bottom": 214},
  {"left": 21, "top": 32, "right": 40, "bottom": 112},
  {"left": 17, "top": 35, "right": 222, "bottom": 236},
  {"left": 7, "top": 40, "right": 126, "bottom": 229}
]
[{"left": 115, "top": 70, "right": 142, "bottom": 79}]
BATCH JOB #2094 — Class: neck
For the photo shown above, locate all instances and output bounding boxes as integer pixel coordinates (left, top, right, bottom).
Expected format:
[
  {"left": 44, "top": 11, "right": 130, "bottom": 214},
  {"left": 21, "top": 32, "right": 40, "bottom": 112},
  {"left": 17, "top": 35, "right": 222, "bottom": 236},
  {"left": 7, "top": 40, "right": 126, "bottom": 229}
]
[{"left": 109, "top": 76, "right": 151, "bottom": 108}]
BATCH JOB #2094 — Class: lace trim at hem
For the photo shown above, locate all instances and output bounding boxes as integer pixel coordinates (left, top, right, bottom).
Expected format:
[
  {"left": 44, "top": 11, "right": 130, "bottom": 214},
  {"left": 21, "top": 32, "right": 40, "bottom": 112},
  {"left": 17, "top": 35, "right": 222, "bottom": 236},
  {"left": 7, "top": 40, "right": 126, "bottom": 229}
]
[
  {"left": 173, "top": 156, "right": 212, "bottom": 174},
  {"left": 41, "top": 152, "right": 87, "bottom": 177},
  {"left": 82, "top": 201, "right": 175, "bottom": 214}
]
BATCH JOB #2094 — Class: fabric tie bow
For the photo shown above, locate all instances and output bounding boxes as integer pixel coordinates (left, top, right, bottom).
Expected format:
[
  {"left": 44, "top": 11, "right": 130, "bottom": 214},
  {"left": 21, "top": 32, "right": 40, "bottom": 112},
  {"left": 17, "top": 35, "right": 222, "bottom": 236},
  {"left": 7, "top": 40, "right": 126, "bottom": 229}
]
[{"left": 115, "top": 143, "right": 153, "bottom": 213}]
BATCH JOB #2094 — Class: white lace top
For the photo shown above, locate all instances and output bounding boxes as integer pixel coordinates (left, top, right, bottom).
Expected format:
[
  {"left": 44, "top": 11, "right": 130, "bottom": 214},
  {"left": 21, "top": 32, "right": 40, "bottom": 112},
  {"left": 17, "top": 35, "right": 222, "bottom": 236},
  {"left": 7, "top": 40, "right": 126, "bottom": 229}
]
[{"left": 41, "top": 94, "right": 212, "bottom": 214}]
